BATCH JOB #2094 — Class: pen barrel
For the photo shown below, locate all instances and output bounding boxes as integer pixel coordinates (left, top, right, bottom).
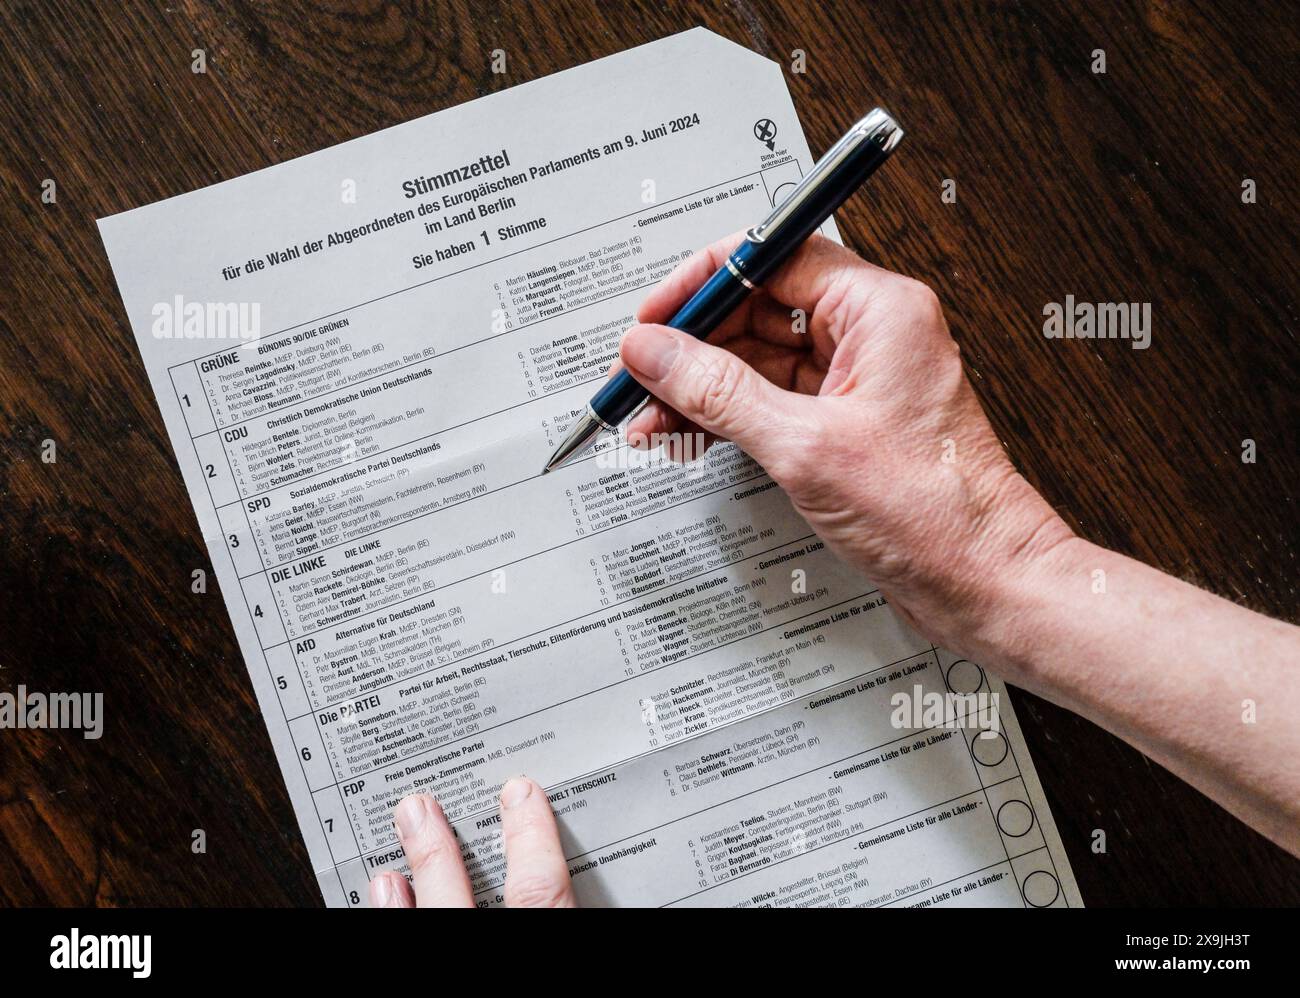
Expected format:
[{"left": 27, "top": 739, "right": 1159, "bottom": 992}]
[
  {"left": 592, "top": 265, "right": 753, "bottom": 425},
  {"left": 738, "top": 132, "right": 896, "bottom": 287},
  {"left": 592, "top": 110, "right": 900, "bottom": 430}
]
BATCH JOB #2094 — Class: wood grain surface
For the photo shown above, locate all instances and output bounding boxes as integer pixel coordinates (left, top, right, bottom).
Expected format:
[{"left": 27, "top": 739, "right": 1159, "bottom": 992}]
[{"left": 0, "top": 0, "right": 1296, "bottom": 906}]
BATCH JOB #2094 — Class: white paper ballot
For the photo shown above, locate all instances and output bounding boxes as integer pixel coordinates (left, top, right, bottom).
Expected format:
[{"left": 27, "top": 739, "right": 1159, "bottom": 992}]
[{"left": 99, "top": 28, "right": 1081, "bottom": 908}]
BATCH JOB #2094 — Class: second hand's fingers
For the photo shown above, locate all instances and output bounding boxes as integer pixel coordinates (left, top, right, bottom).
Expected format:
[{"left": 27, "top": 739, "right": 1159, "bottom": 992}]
[
  {"left": 393, "top": 794, "right": 475, "bottom": 908},
  {"left": 369, "top": 870, "right": 415, "bottom": 908},
  {"left": 500, "top": 777, "right": 577, "bottom": 908}
]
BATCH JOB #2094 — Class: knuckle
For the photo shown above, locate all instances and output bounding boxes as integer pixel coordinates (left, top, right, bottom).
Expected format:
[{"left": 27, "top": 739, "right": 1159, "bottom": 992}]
[
  {"left": 808, "top": 417, "right": 843, "bottom": 462},
  {"left": 762, "top": 447, "right": 804, "bottom": 486},
  {"left": 765, "top": 416, "right": 828, "bottom": 483},
  {"left": 504, "top": 873, "right": 570, "bottom": 908},
  {"left": 807, "top": 232, "right": 858, "bottom": 271},
  {"left": 899, "top": 277, "right": 944, "bottom": 321},
  {"left": 688, "top": 354, "right": 744, "bottom": 426},
  {"left": 817, "top": 272, "right": 862, "bottom": 344},
  {"left": 798, "top": 420, "right": 838, "bottom": 475},
  {"left": 405, "top": 829, "right": 453, "bottom": 875}
]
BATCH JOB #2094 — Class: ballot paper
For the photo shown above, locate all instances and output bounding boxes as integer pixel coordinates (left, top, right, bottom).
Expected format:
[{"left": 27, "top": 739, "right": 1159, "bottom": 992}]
[{"left": 99, "top": 29, "right": 1081, "bottom": 908}]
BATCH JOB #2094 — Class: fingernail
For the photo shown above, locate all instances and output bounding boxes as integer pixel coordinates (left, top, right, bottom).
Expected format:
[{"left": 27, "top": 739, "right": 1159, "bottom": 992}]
[
  {"left": 623, "top": 326, "right": 679, "bottom": 381},
  {"left": 395, "top": 795, "right": 427, "bottom": 839},
  {"left": 370, "top": 874, "right": 393, "bottom": 908},
  {"left": 500, "top": 776, "right": 533, "bottom": 809}
]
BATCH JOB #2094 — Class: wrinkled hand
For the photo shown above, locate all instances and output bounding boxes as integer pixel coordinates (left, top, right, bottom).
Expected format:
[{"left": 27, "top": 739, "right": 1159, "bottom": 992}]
[
  {"left": 370, "top": 777, "right": 576, "bottom": 908},
  {"left": 618, "top": 232, "right": 1072, "bottom": 653}
]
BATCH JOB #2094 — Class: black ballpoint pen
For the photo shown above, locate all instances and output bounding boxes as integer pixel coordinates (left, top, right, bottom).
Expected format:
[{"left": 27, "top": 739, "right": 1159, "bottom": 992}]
[{"left": 541, "top": 108, "right": 903, "bottom": 474}]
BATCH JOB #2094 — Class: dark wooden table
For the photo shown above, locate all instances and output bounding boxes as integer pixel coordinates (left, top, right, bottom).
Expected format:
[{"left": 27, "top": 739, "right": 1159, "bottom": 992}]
[{"left": 1, "top": 0, "right": 1296, "bottom": 907}]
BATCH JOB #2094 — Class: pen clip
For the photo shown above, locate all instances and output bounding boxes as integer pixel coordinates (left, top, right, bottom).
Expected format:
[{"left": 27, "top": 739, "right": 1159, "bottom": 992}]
[{"left": 746, "top": 108, "right": 902, "bottom": 245}]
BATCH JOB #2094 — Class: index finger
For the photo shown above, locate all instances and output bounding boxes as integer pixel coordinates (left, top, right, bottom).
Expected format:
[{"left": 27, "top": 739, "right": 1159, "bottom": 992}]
[
  {"left": 393, "top": 794, "right": 475, "bottom": 908},
  {"left": 636, "top": 230, "right": 888, "bottom": 328},
  {"left": 499, "top": 777, "right": 577, "bottom": 908}
]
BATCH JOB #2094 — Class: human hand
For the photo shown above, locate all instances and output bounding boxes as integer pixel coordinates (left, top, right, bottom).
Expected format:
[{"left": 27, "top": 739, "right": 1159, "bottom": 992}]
[
  {"left": 369, "top": 778, "right": 576, "bottom": 907},
  {"left": 615, "top": 233, "right": 1300, "bottom": 860},
  {"left": 617, "top": 232, "right": 1073, "bottom": 656}
]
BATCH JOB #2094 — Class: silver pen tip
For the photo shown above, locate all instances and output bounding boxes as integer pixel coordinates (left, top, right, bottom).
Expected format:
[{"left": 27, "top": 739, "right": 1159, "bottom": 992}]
[{"left": 544, "top": 410, "right": 607, "bottom": 474}]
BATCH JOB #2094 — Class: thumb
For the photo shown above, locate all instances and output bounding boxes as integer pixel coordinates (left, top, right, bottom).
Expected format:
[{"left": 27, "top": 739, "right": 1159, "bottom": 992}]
[{"left": 619, "top": 324, "right": 806, "bottom": 469}]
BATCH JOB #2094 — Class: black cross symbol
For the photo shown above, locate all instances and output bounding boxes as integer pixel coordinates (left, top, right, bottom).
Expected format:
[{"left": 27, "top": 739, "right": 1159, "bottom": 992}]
[{"left": 754, "top": 118, "right": 777, "bottom": 151}]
